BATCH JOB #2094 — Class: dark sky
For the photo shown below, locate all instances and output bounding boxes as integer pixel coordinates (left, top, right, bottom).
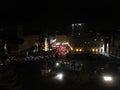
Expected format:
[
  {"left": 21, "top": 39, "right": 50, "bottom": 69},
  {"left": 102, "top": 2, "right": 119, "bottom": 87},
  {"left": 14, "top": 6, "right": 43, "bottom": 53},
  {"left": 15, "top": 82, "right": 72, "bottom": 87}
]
[{"left": 0, "top": 0, "right": 119, "bottom": 34}]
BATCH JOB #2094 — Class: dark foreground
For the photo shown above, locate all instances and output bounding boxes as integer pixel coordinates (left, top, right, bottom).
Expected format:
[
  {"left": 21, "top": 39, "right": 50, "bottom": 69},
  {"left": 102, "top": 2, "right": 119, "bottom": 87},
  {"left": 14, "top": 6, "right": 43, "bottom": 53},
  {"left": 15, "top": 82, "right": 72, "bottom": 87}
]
[{"left": 0, "top": 54, "right": 120, "bottom": 90}]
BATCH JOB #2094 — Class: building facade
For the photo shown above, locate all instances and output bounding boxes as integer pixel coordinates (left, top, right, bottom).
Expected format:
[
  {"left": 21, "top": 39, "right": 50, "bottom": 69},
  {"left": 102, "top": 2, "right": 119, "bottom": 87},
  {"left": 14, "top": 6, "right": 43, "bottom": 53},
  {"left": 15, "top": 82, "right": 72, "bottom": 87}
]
[
  {"left": 70, "top": 23, "right": 107, "bottom": 54},
  {"left": 110, "top": 32, "right": 120, "bottom": 57}
]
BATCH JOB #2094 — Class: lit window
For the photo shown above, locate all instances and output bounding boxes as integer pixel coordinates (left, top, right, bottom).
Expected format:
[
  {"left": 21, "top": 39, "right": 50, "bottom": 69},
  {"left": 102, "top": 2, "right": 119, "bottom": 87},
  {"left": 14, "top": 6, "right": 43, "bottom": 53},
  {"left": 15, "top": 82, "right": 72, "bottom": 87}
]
[
  {"left": 76, "top": 49, "right": 78, "bottom": 52},
  {"left": 72, "top": 24, "right": 74, "bottom": 27},
  {"left": 96, "top": 49, "right": 98, "bottom": 52},
  {"left": 78, "top": 23, "right": 82, "bottom": 26},
  {"left": 94, "top": 39, "right": 97, "bottom": 41},
  {"left": 79, "top": 49, "right": 82, "bottom": 52},
  {"left": 78, "top": 33, "right": 80, "bottom": 35},
  {"left": 107, "top": 43, "right": 109, "bottom": 47},
  {"left": 92, "top": 49, "right": 95, "bottom": 52},
  {"left": 101, "top": 39, "right": 103, "bottom": 41}
]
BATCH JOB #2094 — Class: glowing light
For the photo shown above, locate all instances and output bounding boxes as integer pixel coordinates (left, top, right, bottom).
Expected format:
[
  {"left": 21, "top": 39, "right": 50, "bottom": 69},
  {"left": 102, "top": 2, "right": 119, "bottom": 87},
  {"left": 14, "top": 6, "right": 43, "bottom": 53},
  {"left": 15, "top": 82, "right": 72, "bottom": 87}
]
[
  {"left": 76, "top": 49, "right": 79, "bottom": 52},
  {"left": 96, "top": 49, "right": 98, "bottom": 52},
  {"left": 103, "top": 76, "right": 113, "bottom": 82},
  {"left": 72, "top": 24, "right": 74, "bottom": 30},
  {"left": 79, "top": 49, "right": 82, "bottom": 52},
  {"left": 107, "top": 43, "right": 109, "bottom": 47},
  {"left": 67, "top": 42, "right": 73, "bottom": 51},
  {"left": 70, "top": 47, "right": 73, "bottom": 51},
  {"left": 50, "top": 49, "right": 52, "bottom": 51},
  {"left": 3, "top": 43, "right": 7, "bottom": 54},
  {"left": 99, "top": 43, "right": 105, "bottom": 55},
  {"left": 62, "top": 42, "right": 68, "bottom": 45},
  {"left": 94, "top": 39, "right": 97, "bottom": 41},
  {"left": 56, "top": 42, "right": 61, "bottom": 45},
  {"left": 78, "top": 23, "right": 82, "bottom": 26},
  {"left": 48, "top": 69, "right": 51, "bottom": 72},
  {"left": 56, "top": 73, "right": 63, "bottom": 80},
  {"left": 44, "top": 38, "right": 49, "bottom": 51},
  {"left": 50, "top": 39, "right": 56, "bottom": 44},
  {"left": 56, "top": 62, "right": 60, "bottom": 66},
  {"left": 92, "top": 49, "right": 95, "bottom": 52},
  {"left": 101, "top": 44, "right": 105, "bottom": 53},
  {"left": 72, "top": 24, "right": 74, "bottom": 27},
  {"left": 106, "top": 43, "right": 109, "bottom": 53}
]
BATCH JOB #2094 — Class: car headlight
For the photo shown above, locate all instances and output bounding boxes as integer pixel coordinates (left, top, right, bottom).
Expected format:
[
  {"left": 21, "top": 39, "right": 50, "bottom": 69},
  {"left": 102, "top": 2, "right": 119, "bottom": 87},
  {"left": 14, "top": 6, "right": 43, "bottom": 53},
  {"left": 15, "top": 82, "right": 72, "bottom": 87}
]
[
  {"left": 56, "top": 73, "right": 63, "bottom": 80},
  {"left": 103, "top": 76, "right": 113, "bottom": 82},
  {"left": 56, "top": 62, "right": 60, "bottom": 66}
]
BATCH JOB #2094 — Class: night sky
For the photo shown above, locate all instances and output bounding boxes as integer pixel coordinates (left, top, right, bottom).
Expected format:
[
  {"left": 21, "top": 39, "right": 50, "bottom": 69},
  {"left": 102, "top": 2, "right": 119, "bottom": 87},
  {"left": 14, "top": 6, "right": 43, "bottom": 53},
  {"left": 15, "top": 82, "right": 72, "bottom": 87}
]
[{"left": 0, "top": 0, "right": 119, "bottom": 34}]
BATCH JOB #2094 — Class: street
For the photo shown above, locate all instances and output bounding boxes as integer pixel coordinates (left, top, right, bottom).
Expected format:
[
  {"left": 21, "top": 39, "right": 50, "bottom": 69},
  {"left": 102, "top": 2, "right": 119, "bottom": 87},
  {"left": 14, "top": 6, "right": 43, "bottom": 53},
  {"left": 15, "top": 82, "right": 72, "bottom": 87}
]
[{"left": 0, "top": 53, "right": 120, "bottom": 90}]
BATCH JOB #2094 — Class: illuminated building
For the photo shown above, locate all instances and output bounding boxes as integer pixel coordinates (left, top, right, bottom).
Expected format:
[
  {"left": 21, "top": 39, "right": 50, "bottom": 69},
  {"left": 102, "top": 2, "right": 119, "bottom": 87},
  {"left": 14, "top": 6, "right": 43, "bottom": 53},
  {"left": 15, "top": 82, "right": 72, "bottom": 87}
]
[{"left": 71, "top": 23, "right": 106, "bottom": 54}]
